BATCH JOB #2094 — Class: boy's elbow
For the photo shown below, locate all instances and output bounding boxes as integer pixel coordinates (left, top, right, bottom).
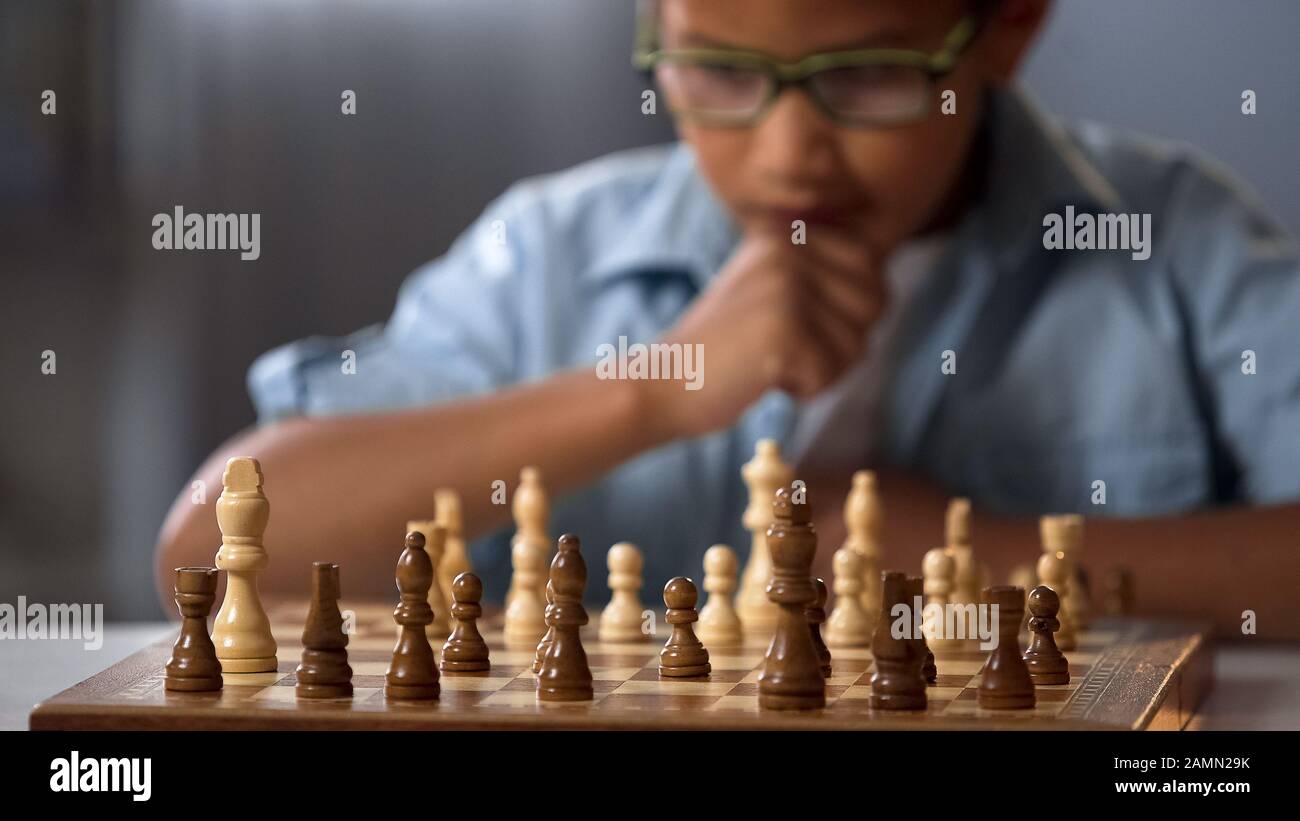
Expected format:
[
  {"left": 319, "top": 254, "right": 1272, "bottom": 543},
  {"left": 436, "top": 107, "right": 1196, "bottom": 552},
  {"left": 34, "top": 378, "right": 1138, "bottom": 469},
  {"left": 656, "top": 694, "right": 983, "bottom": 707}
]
[{"left": 153, "top": 492, "right": 220, "bottom": 615}]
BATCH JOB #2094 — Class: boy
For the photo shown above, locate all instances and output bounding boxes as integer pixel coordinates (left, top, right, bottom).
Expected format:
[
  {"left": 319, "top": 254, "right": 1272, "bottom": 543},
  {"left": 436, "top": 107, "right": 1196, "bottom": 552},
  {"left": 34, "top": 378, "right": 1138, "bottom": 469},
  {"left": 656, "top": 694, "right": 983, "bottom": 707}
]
[{"left": 156, "top": 0, "right": 1300, "bottom": 638}]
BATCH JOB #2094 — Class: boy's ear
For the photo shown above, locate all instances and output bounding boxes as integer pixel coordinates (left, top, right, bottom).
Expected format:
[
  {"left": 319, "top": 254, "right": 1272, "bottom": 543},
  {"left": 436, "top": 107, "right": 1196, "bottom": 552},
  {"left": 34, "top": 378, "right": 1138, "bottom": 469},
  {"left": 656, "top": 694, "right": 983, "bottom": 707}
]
[{"left": 975, "top": 0, "right": 1052, "bottom": 81}]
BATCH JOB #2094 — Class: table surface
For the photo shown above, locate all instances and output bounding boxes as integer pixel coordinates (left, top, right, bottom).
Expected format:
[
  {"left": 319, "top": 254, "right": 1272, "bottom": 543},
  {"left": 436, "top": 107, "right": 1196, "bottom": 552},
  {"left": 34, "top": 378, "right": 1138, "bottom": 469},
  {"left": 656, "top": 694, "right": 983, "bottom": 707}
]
[{"left": 5, "top": 623, "right": 1299, "bottom": 730}]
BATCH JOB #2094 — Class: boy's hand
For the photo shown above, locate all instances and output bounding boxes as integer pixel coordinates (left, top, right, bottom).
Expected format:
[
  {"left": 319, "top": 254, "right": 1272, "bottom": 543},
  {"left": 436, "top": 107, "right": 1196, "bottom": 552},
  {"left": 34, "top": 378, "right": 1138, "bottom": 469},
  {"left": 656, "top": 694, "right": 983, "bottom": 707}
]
[{"left": 640, "top": 227, "right": 885, "bottom": 439}]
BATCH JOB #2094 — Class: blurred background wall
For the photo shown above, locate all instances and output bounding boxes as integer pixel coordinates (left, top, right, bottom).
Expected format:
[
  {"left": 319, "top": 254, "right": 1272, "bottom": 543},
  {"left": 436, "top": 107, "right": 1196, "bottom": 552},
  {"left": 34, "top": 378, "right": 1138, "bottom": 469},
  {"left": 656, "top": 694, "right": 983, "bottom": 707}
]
[{"left": 2, "top": 0, "right": 1297, "bottom": 619}]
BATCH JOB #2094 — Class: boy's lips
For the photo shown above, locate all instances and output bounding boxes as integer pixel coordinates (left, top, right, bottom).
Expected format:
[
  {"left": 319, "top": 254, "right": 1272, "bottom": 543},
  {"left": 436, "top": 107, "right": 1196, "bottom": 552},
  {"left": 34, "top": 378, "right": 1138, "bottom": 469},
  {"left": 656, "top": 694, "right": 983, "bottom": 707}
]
[{"left": 751, "top": 203, "right": 865, "bottom": 227}]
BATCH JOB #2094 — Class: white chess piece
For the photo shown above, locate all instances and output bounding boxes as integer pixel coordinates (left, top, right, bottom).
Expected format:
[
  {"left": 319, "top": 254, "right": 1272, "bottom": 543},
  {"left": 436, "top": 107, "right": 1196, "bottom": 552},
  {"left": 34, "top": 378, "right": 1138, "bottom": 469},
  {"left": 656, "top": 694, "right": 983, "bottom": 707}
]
[
  {"left": 212, "top": 457, "right": 278, "bottom": 673},
  {"left": 1037, "top": 549, "right": 1077, "bottom": 651},
  {"left": 503, "top": 535, "right": 549, "bottom": 646},
  {"left": 1047, "top": 514, "right": 1090, "bottom": 630},
  {"left": 599, "top": 542, "right": 648, "bottom": 642},
  {"left": 735, "top": 440, "right": 792, "bottom": 633},
  {"left": 944, "top": 497, "right": 978, "bottom": 606},
  {"left": 434, "top": 488, "right": 471, "bottom": 609},
  {"left": 841, "top": 470, "right": 882, "bottom": 615},
  {"left": 825, "top": 547, "right": 872, "bottom": 647},
  {"left": 408, "top": 519, "right": 450, "bottom": 638},
  {"left": 697, "top": 544, "right": 743, "bottom": 646},
  {"left": 507, "top": 467, "right": 549, "bottom": 610},
  {"left": 922, "top": 547, "right": 962, "bottom": 650}
]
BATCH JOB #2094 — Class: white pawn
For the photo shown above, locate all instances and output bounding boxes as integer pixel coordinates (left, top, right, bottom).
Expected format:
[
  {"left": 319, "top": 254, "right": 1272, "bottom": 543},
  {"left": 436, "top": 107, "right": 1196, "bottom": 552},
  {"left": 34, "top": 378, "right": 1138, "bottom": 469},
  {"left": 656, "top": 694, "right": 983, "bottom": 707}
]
[
  {"left": 697, "top": 545, "right": 743, "bottom": 646},
  {"left": 1037, "top": 549, "right": 1077, "bottom": 651},
  {"left": 599, "top": 543, "right": 647, "bottom": 642},
  {"left": 212, "top": 457, "right": 278, "bottom": 673},
  {"left": 503, "top": 534, "right": 548, "bottom": 646},
  {"left": 922, "top": 547, "right": 961, "bottom": 650},
  {"left": 825, "top": 547, "right": 872, "bottom": 647},
  {"left": 407, "top": 519, "right": 450, "bottom": 638}
]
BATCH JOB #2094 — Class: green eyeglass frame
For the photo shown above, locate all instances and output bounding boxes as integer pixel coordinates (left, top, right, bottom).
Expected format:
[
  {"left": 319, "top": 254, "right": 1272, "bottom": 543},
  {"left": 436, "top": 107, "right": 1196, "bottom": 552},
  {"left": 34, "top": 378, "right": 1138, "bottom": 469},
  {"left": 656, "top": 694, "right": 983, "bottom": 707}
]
[{"left": 632, "top": 9, "right": 983, "bottom": 127}]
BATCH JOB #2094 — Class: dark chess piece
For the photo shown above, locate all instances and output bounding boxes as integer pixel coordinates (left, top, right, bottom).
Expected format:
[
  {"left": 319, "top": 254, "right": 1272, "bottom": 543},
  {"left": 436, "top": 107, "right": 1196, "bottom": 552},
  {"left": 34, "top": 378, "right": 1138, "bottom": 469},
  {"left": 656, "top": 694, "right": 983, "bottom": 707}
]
[
  {"left": 536, "top": 534, "right": 594, "bottom": 701},
  {"left": 1022, "top": 585, "right": 1070, "bottom": 685},
  {"left": 907, "top": 576, "right": 937, "bottom": 684},
  {"left": 978, "top": 586, "right": 1036, "bottom": 710},
  {"left": 758, "top": 486, "right": 826, "bottom": 711},
  {"left": 165, "top": 567, "right": 224, "bottom": 692},
  {"left": 869, "top": 571, "right": 927, "bottom": 710},
  {"left": 532, "top": 579, "right": 555, "bottom": 675},
  {"left": 806, "top": 577, "right": 832, "bottom": 678},
  {"left": 385, "top": 531, "right": 440, "bottom": 700},
  {"left": 296, "top": 562, "right": 353, "bottom": 699},
  {"left": 659, "top": 577, "right": 711, "bottom": 677},
  {"left": 441, "top": 572, "right": 491, "bottom": 672}
]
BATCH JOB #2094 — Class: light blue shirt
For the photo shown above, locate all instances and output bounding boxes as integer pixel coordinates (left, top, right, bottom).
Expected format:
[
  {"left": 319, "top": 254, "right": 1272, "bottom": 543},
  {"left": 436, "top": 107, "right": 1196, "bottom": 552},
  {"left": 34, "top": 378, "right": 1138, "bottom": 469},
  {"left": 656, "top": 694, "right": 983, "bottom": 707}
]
[{"left": 249, "top": 88, "right": 1300, "bottom": 600}]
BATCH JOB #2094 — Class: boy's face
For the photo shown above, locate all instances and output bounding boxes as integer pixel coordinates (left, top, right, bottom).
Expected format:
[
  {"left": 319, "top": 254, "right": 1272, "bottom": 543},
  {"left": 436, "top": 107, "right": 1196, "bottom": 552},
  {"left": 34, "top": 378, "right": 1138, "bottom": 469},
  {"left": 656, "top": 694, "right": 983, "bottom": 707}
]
[{"left": 658, "top": 0, "right": 1047, "bottom": 255}]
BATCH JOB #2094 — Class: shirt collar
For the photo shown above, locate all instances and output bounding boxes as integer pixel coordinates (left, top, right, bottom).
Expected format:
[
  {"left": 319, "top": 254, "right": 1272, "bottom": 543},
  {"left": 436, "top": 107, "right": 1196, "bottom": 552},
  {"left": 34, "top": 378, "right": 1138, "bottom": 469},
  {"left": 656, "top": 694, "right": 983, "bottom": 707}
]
[{"left": 584, "top": 143, "right": 740, "bottom": 291}]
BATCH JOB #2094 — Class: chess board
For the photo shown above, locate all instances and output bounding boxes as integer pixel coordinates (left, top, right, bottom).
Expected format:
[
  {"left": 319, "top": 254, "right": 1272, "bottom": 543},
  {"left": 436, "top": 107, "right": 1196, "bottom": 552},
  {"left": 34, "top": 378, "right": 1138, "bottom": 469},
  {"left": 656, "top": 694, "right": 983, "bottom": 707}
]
[{"left": 30, "top": 601, "right": 1211, "bottom": 730}]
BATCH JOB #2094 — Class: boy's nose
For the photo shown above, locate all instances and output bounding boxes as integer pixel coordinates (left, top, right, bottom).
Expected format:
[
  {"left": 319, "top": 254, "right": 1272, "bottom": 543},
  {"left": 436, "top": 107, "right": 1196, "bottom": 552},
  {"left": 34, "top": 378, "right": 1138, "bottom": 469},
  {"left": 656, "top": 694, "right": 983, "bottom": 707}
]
[{"left": 748, "top": 87, "right": 842, "bottom": 184}]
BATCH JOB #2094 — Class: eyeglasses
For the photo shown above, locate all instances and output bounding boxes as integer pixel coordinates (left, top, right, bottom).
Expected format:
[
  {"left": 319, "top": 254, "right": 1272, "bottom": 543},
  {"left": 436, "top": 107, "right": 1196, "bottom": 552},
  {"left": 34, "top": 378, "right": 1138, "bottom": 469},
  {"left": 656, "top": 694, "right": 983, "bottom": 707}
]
[{"left": 632, "top": 14, "right": 982, "bottom": 127}]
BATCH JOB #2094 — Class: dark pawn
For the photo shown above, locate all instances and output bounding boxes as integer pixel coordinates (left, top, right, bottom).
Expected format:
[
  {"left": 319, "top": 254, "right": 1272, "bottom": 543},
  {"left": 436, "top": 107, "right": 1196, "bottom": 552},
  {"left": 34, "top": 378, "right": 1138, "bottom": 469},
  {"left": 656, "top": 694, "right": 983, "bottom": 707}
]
[
  {"left": 660, "top": 577, "right": 711, "bottom": 677},
  {"left": 1022, "top": 585, "right": 1070, "bottom": 685},
  {"left": 296, "top": 562, "right": 353, "bottom": 699},
  {"left": 385, "top": 531, "right": 440, "bottom": 700},
  {"left": 907, "top": 576, "right": 937, "bottom": 684},
  {"left": 869, "top": 572, "right": 926, "bottom": 710},
  {"left": 536, "top": 534, "right": 594, "bottom": 701},
  {"left": 441, "top": 572, "right": 490, "bottom": 672},
  {"left": 532, "top": 580, "right": 555, "bottom": 675},
  {"left": 758, "top": 486, "right": 826, "bottom": 711},
  {"left": 978, "top": 586, "right": 1036, "bottom": 710},
  {"left": 165, "top": 567, "right": 223, "bottom": 692},
  {"left": 806, "top": 578, "right": 832, "bottom": 678}
]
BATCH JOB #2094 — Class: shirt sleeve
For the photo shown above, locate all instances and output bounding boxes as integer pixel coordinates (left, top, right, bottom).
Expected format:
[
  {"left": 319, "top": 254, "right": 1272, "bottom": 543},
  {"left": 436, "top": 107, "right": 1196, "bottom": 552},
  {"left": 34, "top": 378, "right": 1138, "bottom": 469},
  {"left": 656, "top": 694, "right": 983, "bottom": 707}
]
[
  {"left": 1167, "top": 159, "right": 1300, "bottom": 504},
  {"left": 247, "top": 189, "right": 530, "bottom": 422}
]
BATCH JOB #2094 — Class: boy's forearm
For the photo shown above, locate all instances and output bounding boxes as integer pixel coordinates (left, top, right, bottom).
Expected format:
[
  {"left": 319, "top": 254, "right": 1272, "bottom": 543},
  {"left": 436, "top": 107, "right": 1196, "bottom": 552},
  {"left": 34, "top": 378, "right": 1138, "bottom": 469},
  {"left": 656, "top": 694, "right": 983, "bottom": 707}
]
[
  {"left": 153, "top": 368, "right": 667, "bottom": 607},
  {"left": 808, "top": 470, "right": 1300, "bottom": 640},
  {"left": 974, "top": 503, "right": 1300, "bottom": 641}
]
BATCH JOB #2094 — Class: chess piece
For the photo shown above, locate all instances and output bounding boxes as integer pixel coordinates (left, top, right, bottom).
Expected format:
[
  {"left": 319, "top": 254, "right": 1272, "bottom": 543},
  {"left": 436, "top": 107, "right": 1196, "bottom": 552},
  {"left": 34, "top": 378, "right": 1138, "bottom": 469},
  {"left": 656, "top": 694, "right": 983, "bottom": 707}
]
[
  {"left": 907, "top": 576, "right": 936, "bottom": 684},
  {"left": 807, "top": 578, "right": 832, "bottom": 678},
  {"left": 659, "top": 577, "right": 711, "bottom": 677},
  {"left": 296, "top": 562, "right": 353, "bottom": 699},
  {"left": 737, "top": 440, "right": 794, "bottom": 633},
  {"left": 825, "top": 547, "right": 872, "bottom": 647},
  {"left": 696, "top": 544, "right": 743, "bottom": 646},
  {"left": 758, "top": 486, "right": 826, "bottom": 711},
  {"left": 385, "top": 531, "right": 440, "bottom": 700},
  {"left": 599, "top": 542, "right": 647, "bottom": 642},
  {"left": 922, "top": 546, "right": 961, "bottom": 650},
  {"left": 211, "top": 457, "right": 278, "bottom": 673},
  {"left": 407, "top": 519, "right": 450, "bottom": 638},
  {"left": 434, "top": 488, "right": 471, "bottom": 607},
  {"left": 536, "top": 534, "right": 594, "bottom": 702},
  {"left": 507, "top": 466, "right": 549, "bottom": 609},
  {"left": 1103, "top": 567, "right": 1135, "bottom": 616},
  {"left": 441, "top": 572, "right": 490, "bottom": 672},
  {"left": 1043, "top": 514, "right": 1091, "bottom": 630},
  {"left": 533, "top": 580, "right": 555, "bottom": 674},
  {"left": 977, "top": 586, "right": 1036, "bottom": 710},
  {"left": 165, "top": 567, "right": 223, "bottom": 692},
  {"left": 869, "top": 571, "right": 926, "bottom": 710},
  {"left": 1022, "top": 585, "right": 1070, "bottom": 685},
  {"left": 842, "top": 470, "right": 883, "bottom": 617},
  {"left": 1037, "top": 549, "right": 1077, "bottom": 651},
  {"left": 504, "top": 527, "right": 549, "bottom": 646},
  {"left": 944, "top": 497, "right": 978, "bottom": 607}
]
